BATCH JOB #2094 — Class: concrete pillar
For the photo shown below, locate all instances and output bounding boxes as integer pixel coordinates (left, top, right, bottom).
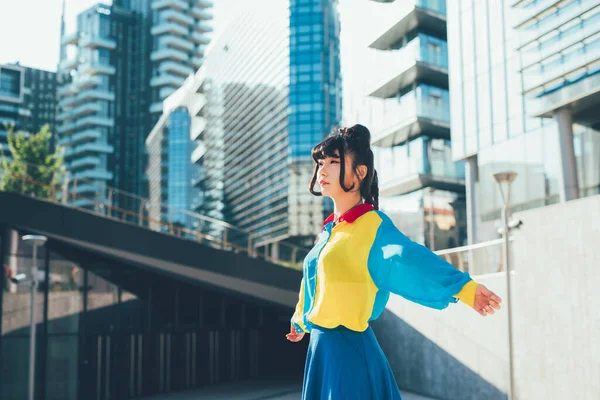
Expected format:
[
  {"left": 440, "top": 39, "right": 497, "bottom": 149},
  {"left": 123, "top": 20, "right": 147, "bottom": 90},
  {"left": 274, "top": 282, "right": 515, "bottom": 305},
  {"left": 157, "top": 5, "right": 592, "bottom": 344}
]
[
  {"left": 465, "top": 156, "right": 479, "bottom": 245},
  {"left": 554, "top": 107, "right": 579, "bottom": 202},
  {"left": 271, "top": 242, "right": 280, "bottom": 262}
]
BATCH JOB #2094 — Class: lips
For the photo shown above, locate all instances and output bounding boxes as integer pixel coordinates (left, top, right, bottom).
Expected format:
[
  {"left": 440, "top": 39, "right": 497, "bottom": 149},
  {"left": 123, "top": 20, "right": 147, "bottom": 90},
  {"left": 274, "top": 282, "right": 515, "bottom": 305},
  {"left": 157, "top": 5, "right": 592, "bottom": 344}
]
[{"left": 319, "top": 180, "right": 329, "bottom": 186}]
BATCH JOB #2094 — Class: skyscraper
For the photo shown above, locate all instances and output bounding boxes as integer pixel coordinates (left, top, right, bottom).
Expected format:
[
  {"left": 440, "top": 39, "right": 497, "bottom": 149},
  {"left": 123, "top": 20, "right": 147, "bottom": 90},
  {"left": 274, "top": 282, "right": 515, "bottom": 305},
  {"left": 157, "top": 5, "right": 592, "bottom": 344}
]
[
  {"left": 447, "top": 0, "right": 600, "bottom": 242},
  {"left": 0, "top": 63, "right": 58, "bottom": 158},
  {"left": 359, "top": 0, "right": 466, "bottom": 250},
  {"left": 191, "top": 0, "right": 342, "bottom": 253},
  {"left": 57, "top": 1, "right": 212, "bottom": 209}
]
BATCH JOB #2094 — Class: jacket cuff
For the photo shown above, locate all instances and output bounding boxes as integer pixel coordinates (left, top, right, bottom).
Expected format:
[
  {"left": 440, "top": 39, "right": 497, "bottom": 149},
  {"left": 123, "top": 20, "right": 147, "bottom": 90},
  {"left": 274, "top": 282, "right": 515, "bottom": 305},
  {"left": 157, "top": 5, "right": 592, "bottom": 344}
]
[{"left": 453, "top": 280, "right": 478, "bottom": 308}]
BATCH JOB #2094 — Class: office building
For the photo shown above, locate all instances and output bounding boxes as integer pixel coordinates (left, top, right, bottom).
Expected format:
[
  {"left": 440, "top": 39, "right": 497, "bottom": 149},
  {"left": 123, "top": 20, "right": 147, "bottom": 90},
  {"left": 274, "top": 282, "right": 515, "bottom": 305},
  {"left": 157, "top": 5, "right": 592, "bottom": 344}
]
[
  {"left": 191, "top": 0, "right": 342, "bottom": 252},
  {"left": 57, "top": 1, "right": 212, "bottom": 209},
  {"left": 447, "top": 0, "right": 600, "bottom": 242},
  {"left": 362, "top": 0, "right": 466, "bottom": 249},
  {"left": 0, "top": 64, "right": 58, "bottom": 158},
  {"left": 146, "top": 69, "right": 206, "bottom": 230}
]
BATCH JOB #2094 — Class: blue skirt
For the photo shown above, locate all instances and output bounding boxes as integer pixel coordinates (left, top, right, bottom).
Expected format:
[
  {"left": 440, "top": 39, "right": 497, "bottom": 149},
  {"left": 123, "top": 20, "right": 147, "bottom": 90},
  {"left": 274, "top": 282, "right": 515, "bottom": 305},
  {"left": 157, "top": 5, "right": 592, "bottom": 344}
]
[{"left": 302, "top": 325, "right": 403, "bottom": 400}]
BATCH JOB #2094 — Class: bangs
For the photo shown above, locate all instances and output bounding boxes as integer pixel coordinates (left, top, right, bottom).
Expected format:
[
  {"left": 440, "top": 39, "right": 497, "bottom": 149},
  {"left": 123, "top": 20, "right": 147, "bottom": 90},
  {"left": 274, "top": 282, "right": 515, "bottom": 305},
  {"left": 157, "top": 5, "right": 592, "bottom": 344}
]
[{"left": 311, "top": 135, "right": 343, "bottom": 163}]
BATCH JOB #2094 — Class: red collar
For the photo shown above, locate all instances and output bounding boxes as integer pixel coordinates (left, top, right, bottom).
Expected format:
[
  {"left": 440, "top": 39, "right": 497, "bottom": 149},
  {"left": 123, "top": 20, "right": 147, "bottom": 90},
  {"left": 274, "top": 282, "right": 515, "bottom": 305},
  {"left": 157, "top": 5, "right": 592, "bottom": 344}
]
[{"left": 323, "top": 203, "right": 375, "bottom": 227}]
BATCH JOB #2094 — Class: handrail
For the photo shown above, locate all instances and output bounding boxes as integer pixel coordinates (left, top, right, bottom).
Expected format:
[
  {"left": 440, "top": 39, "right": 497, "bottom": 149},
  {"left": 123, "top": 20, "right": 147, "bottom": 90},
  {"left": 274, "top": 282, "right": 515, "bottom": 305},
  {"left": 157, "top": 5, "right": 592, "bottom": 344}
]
[{"left": 0, "top": 160, "right": 310, "bottom": 269}]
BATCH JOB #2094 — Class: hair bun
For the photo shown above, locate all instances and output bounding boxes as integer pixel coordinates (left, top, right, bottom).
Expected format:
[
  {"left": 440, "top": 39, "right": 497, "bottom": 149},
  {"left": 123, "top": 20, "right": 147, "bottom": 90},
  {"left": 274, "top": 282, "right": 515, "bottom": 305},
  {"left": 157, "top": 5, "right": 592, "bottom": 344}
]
[{"left": 340, "top": 124, "right": 371, "bottom": 144}]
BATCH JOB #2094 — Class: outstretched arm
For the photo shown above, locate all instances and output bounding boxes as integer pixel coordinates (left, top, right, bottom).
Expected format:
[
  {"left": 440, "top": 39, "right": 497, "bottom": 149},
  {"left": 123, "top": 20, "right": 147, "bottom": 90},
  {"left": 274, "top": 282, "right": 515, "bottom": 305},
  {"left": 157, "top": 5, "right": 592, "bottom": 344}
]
[{"left": 368, "top": 220, "right": 502, "bottom": 315}]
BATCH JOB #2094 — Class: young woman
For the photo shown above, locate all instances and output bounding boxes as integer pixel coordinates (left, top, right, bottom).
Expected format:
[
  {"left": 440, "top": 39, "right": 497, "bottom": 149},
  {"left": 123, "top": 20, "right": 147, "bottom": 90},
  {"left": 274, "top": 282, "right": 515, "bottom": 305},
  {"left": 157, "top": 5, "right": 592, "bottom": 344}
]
[{"left": 286, "top": 124, "right": 502, "bottom": 400}]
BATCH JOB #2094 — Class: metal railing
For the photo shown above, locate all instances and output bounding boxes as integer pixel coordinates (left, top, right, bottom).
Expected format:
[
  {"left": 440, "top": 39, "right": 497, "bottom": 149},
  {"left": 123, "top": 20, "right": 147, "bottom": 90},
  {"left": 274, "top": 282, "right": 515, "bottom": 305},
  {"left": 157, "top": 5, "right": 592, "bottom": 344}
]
[
  {"left": 0, "top": 160, "right": 310, "bottom": 270},
  {"left": 434, "top": 238, "right": 514, "bottom": 276}
]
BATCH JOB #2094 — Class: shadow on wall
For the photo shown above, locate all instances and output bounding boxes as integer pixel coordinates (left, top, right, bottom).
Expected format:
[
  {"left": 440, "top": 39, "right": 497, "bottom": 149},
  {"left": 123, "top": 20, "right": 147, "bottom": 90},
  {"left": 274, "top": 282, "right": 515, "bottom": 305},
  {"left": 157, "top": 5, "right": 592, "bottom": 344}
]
[{"left": 371, "top": 309, "right": 507, "bottom": 400}]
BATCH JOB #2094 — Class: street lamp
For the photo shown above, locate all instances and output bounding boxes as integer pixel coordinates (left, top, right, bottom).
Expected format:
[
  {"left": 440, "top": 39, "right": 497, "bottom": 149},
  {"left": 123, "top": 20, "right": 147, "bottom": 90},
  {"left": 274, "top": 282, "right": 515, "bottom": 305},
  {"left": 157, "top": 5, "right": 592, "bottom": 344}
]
[
  {"left": 22, "top": 234, "right": 48, "bottom": 400},
  {"left": 493, "top": 172, "right": 517, "bottom": 400}
]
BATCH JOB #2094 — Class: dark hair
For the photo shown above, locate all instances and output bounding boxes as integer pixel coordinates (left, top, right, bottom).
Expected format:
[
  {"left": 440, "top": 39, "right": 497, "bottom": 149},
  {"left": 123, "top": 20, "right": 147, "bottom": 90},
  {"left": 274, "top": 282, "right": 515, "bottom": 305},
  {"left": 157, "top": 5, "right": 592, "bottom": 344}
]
[{"left": 309, "top": 124, "right": 379, "bottom": 210}]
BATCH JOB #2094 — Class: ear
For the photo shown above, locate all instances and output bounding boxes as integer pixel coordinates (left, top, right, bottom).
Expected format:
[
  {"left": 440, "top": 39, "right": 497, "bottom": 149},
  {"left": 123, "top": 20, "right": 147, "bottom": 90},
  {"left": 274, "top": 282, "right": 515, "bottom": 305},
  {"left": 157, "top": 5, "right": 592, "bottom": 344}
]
[{"left": 357, "top": 165, "right": 368, "bottom": 182}]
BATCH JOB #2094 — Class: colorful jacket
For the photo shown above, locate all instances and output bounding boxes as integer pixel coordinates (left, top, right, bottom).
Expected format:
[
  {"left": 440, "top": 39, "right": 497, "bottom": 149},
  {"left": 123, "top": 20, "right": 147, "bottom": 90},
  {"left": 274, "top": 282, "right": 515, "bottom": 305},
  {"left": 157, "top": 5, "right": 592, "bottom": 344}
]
[{"left": 291, "top": 204, "right": 478, "bottom": 333}]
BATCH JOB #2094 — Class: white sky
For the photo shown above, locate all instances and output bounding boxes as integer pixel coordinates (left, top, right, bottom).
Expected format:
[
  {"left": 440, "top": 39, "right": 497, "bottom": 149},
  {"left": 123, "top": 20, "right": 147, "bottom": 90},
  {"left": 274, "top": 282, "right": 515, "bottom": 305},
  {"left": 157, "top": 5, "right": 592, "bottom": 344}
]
[
  {"left": 0, "top": 0, "right": 384, "bottom": 124},
  {"left": 0, "top": 0, "right": 238, "bottom": 71}
]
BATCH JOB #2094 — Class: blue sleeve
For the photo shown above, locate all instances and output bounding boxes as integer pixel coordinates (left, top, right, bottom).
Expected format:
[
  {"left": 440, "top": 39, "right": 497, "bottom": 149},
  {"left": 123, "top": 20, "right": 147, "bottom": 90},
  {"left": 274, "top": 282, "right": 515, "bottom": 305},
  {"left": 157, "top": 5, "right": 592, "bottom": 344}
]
[{"left": 367, "top": 216, "right": 473, "bottom": 310}]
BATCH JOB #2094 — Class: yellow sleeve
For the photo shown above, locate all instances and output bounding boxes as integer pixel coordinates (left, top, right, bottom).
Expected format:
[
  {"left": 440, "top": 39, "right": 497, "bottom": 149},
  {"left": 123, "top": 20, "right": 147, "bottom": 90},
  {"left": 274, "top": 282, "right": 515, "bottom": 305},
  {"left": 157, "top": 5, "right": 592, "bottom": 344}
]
[
  {"left": 452, "top": 280, "right": 479, "bottom": 308},
  {"left": 291, "top": 279, "right": 307, "bottom": 332}
]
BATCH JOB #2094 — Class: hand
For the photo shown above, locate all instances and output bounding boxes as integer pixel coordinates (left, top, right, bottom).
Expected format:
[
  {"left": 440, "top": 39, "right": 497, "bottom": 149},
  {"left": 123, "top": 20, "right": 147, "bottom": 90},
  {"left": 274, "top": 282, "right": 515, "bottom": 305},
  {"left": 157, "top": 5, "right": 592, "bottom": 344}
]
[
  {"left": 474, "top": 284, "right": 502, "bottom": 316},
  {"left": 286, "top": 324, "right": 305, "bottom": 342}
]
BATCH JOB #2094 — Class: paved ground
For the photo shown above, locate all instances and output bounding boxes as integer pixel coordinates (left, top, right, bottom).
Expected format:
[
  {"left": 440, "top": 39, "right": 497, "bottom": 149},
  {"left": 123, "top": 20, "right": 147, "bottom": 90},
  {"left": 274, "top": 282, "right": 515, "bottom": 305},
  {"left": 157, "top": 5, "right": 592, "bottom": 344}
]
[{"left": 140, "top": 379, "right": 438, "bottom": 400}]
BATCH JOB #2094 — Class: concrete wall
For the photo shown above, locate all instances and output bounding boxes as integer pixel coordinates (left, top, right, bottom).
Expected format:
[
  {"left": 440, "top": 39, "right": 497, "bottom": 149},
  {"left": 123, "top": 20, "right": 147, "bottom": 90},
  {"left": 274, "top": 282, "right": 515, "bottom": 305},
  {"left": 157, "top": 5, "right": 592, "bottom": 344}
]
[
  {"left": 511, "top": 194, "right": 600, "bottom": 399},
  {"left": 372, "top": 194, "right": 600, "bottom": 400}
]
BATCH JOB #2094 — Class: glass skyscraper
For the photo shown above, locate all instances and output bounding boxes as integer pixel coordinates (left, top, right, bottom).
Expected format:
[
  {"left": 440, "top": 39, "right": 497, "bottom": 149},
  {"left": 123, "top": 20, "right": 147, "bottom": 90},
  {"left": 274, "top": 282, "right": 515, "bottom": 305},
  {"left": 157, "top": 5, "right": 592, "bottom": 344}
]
[
  {"left": 57, "top": 1, "right": 212, "bottom": 209},
  {"left": 358, "top": 0, "right": 467, "bottom": 250},
  {"left": 192, "top": 0, "right": 342, "bottom": 252},
  {"left": 448, "top": 0, "right": 600, "bottom": 242},
  {"left": 146, "top": 71, "right": 204, "bottom": 229}
]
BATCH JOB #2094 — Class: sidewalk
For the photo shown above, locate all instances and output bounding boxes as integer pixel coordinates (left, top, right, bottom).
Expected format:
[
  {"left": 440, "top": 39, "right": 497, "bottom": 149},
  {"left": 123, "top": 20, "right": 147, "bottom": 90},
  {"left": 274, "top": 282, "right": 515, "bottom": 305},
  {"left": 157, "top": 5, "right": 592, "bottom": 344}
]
[{"left": 139, "top": 379, "right": 439, "bottom": 400}]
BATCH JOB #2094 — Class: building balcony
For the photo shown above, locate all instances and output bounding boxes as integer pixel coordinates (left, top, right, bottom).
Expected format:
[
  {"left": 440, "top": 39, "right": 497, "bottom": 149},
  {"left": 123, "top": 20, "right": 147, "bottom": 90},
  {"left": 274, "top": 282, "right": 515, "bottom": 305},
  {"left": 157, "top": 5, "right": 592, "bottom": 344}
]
[
  {"left": 77, "top": 89, "right": 115, "bottom": 104},
  {"left": 58, "top": 84, "right": 77, "bottom": 98},
  {"left": 73, "top": 184, "right": 99, "bottom": 195},
  {"left": 368, "top": 35, "right": 448, "bottom": 98},
  {"left": 77, "top": 116, "right": 115, "bottom": 129},
  {"left": 190, "top": 6, "right": 212, "bottom": 20},
  {"left": 74, "top": 169, "right": 113, "bottom": 181},
  {"left": 160, "top": 35, "right": 194, "bottom": 51},
  {"left": 71, "top": 129, "right": 102, "bottom": 145},
  {"left": 191, "top": 142, "right": 206, "bottom": 164},
  {"left": 192, "top": 0, "right": 213, "bottom": 8},
  {"left": 160, "top": 9, "right": 195, "bottom": 26},
  {"left": 150, "top": 73, "right": 185, "bottom": 88},
  {"left": 61, "top": 32, "right": 79, "bottom": 46},
  {"left": 191, "top": 116, "right": 206, "bottom": 141},
  {"left": 151, "top": 22, "right": 188, "bottom": 37},
  {"left": 74, "top": 75, "right": 102, "bottom": 90},
  {"left": 151, "top": 0, "right": 188, "bottom": 11},
  {"left": 159, "top": 61, "right": 195, "bottom": 77},
  {"left": 369, "top": 0, "right": 447, "bottom": 51},
  {"left": 65, "top": 143, "right": 114, "bottom": 159},
  {"left": 57, "top": 121, "right": 78, "bottom": 135},
  {"left": 59, "top": 58, "right": 79, "bottom": 72},
  {"left": 151, "top": 48, "right": 188, "bottom": 62},
  {"left": 150, "top": 102, "right": 164, "bottom": 114},
  {"left": 193, "top": 21, "right": 213, "bottom": 33},
  {"left": 190, "top": 56, "right": 204, "bottom": 68},
  {"left": 70, "top": 156, "right": 99, "bottom": 170},
  {"left": 190, "top": 31, "right": 211, "bottom": 44},
  {"left": 377, "top": 139, "right": 465, "bottom": 197},
  {"left": 57, "top": 103, "right": 101, "bottom": 122},
  {"left": 80, "top": 63, "right": 116, "bottom": 76},
  {"left": 80, "top": 36, "right": 117, "bottom": 50},
  {"left": 370, "top": 92, "right": 450, "bottom": 147},
  {"left": 513, "top": 0, "right": 598, "bottom": 36},
  {"left": 159, "top": 87, "right": 177, "bottom": 99}
]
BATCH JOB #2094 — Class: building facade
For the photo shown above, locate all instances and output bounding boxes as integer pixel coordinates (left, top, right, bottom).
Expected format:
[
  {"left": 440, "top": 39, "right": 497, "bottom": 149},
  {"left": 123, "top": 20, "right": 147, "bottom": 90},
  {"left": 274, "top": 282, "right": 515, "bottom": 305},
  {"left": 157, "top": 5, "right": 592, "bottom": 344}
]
[
  {"left": 22, "top": 67, "right": 58, "bottom": 139},
  {"left": 0, "top": 64, "right": 27, "bottom": 159},
  {"left": 146, "top": 70, "right": 206, "bottom": 230},
  {"left": 57, "top": 1, "right": 212, "bottom": 209},
  {"left": 1, "top": 64, "right": 58, "bottom": 158},
  {"left": 191, "top": 0, "right": 342, "bottom": 251},
  {"left": 362, "top": 0, "right": 467, "bottom": 250},
  {"left": 448, "top": 0, "right": 600, "bottom": 242}
]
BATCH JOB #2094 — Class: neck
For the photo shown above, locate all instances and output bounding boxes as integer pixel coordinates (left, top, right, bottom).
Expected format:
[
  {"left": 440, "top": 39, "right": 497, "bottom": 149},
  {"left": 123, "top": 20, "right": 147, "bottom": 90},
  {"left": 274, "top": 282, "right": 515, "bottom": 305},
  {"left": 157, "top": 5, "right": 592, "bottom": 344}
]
[{"left": 333, "top": 195, "right": 363, "bottom": 220}]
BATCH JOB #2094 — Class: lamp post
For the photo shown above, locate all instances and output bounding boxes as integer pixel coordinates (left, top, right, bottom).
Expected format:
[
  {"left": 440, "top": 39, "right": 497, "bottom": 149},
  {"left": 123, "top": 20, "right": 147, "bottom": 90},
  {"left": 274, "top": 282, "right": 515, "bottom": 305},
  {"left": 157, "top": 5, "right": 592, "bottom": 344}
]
[
  {"left": 492, "top": 172, "right": 517, "bottom": 400},
  {"left": 22, "top": 234, "right": 48, "bottom": 400}
]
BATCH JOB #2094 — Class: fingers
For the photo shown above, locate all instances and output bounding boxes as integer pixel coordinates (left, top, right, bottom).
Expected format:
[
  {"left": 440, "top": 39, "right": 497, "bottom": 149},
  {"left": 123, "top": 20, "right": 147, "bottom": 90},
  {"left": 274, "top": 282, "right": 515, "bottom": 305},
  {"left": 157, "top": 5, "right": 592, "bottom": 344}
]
[{"left": 286, "top": 333, "right": 304, "bottom": 342}]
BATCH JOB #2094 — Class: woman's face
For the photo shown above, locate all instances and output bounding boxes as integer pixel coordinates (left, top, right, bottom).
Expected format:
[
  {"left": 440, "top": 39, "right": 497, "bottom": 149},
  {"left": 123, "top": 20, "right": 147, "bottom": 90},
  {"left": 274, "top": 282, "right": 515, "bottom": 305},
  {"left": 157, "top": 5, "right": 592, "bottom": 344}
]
[{"left": 317, "top": 151, "right": 366, "bottom": 198}]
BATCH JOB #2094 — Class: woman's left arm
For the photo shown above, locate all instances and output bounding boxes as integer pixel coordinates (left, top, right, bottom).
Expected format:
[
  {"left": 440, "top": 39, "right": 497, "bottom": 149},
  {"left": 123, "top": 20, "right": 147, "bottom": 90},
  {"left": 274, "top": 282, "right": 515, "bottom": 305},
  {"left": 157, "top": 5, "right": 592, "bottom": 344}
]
[{"left": 368, "top": 221, "right": 501, "bottom": 315}]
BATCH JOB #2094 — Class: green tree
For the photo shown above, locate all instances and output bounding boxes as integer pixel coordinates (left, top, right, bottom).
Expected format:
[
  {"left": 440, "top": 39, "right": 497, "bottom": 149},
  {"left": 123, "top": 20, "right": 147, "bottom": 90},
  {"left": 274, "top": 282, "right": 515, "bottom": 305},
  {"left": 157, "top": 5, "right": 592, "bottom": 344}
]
[{"left": 0, "top": 123, "right": 65, "bottom": 200}]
